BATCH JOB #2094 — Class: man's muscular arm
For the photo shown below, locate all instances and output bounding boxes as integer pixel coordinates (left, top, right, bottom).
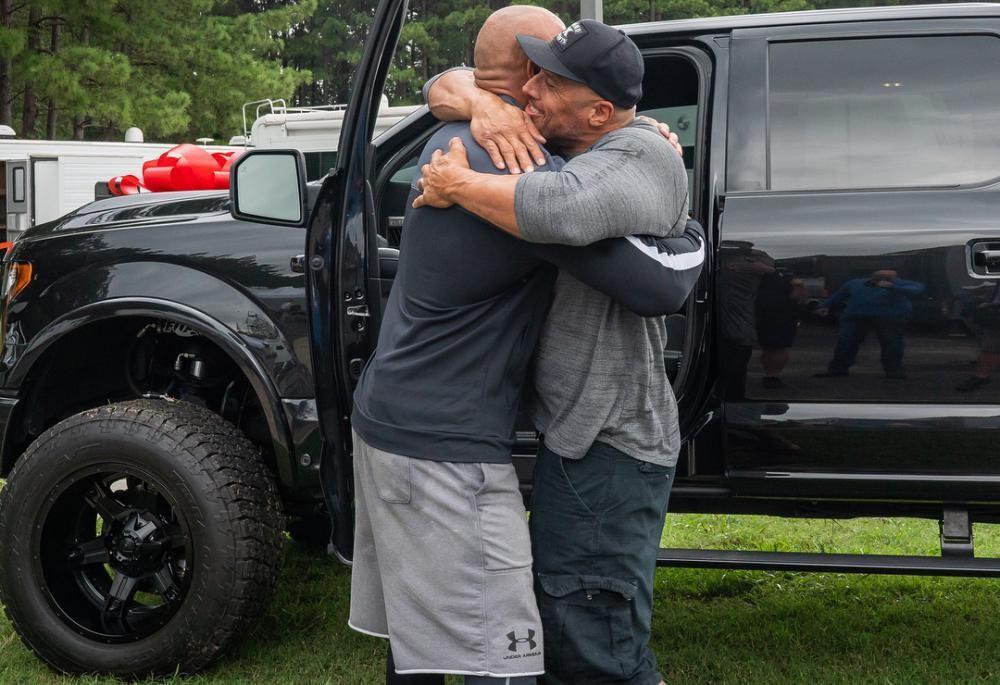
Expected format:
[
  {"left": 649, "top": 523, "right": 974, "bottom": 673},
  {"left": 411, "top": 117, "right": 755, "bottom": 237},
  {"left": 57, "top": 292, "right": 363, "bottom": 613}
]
[
  {"left": 425, "top": 70, "right": 683, "bottom": 170},
  {"left": 425, "top": 69, "right": 546, "bottom": 173},
  {"left": 414, "top": 133, "right": 688, "bottom": 247},
  {"left": 412, "top": 138, "right": 523, "bottom": 235},
  {"left": 531, "top": 220, "right": 706, "bottom": 317}
]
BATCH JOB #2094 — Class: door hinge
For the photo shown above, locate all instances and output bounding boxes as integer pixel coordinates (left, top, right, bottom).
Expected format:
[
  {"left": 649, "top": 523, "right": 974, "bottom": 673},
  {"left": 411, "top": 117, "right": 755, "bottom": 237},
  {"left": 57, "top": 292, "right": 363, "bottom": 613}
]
[{"left": 346, "top": 304, "right": 370, "bottom": 331}]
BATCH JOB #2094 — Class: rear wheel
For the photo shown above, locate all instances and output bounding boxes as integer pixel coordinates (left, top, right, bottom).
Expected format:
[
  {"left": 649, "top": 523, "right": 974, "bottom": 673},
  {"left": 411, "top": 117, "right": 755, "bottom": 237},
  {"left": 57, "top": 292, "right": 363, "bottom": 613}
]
[{"left": 0, "top": 399, "right": 284, "bottom": 677}]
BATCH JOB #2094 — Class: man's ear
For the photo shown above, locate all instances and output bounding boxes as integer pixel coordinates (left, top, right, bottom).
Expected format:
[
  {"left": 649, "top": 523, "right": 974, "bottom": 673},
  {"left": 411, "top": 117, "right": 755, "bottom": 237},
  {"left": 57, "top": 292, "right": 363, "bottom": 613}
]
[
  {"left": 588, "top": 100, "right": 616, "bottom": 128},
  {"left": 522, "top": 59, "right": 535, "bottom": 82}
]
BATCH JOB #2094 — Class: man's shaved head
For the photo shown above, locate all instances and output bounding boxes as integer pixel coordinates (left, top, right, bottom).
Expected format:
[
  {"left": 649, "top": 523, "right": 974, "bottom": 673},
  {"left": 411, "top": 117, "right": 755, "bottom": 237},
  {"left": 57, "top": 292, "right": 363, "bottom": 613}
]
[{"left": 473, "top": 6, "right": 565, "bottom": 103}]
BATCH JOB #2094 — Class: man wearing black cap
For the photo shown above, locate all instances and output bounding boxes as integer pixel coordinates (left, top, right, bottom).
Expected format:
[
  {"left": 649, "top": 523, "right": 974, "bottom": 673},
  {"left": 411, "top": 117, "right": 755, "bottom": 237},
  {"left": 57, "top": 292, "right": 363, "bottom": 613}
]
[
  {"left": 416, "top": 18, "right": 689, "bottom": 685},
  {"left": 351, "top": 9, "right": 701, "bottom": 685}
]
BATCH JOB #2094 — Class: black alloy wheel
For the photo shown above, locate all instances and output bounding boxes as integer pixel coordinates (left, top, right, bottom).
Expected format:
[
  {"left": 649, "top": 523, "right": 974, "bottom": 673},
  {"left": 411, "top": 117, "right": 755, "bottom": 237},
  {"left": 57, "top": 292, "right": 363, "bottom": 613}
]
[
  {"left": 0, "top": 399, "right": 284, "bottom": 677},
  {"left": 40, "top": 467, "right": 192, "bottom": 643}
]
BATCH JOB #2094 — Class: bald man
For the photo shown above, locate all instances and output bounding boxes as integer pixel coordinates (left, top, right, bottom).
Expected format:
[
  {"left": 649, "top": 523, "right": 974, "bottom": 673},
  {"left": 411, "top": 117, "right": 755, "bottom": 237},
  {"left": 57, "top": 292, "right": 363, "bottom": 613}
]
[
  {"left": 348, "top": 7, "right": 703, "bottom": 685},
  {"left": 415, "top": 12, "right": 693, "bottom": 685}
]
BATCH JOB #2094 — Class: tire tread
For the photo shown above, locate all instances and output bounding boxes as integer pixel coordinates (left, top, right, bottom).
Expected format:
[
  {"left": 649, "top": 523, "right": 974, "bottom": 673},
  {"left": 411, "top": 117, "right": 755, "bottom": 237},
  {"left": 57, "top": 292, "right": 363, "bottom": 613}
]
[{"left": 0, "top": 399, "right": 285, "bottom": 676}]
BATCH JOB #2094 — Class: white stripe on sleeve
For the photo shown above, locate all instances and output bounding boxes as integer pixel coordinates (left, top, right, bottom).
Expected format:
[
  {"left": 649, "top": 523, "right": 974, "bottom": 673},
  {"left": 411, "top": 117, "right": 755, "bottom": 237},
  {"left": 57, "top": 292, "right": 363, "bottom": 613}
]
[{"left": 625, "top": 235, "right": 705, "bottom": 270}]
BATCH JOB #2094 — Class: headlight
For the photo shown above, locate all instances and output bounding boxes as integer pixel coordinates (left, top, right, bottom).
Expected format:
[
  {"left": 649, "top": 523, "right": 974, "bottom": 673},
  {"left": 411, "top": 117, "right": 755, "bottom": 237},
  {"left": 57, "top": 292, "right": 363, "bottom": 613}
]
[{"left": 3, "top": 262, "right": 32, "bottom": 301}]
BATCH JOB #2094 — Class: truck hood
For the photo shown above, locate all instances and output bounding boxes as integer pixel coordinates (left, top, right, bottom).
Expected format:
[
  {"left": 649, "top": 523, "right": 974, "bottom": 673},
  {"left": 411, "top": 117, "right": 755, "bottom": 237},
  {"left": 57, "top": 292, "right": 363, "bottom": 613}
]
[
  {"left": 20, "top": 191, "right": 232, "bottom": 243},
  {"left": 20, "top": 181, "right": 323, "bottom": 242}
]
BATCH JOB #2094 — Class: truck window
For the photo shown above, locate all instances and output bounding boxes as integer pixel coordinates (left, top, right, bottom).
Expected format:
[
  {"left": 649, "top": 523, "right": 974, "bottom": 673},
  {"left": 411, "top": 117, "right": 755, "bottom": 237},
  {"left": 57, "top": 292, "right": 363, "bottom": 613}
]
[
  {"left": 304, "top": 151, "right": 338, "bottom": 181},
  {"left": 768, "top": 35, "right": 1000, "bottom": 191},
  {"left": 638, "top": 54, "right": 700, "bottom": 204}
]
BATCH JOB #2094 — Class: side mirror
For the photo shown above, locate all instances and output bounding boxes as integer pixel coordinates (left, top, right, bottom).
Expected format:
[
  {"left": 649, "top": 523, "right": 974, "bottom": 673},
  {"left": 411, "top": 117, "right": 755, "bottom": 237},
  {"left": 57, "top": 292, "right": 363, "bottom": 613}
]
[{"left": 230, "top": 150, "right": 309, "bottom": 227}]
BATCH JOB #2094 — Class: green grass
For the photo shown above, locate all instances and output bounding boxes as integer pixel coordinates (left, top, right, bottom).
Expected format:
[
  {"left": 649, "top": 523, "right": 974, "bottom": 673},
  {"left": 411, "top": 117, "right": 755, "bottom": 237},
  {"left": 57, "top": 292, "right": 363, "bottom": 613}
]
[{"left": 2, "top": 515, "right": 999, "bottom": 684}]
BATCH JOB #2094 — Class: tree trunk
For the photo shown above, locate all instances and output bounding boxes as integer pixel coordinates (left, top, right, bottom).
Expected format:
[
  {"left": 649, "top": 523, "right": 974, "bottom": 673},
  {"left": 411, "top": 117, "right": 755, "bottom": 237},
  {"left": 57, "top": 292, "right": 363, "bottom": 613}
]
[
  {"left": 45, "top": 20, "right": 60, "bottom": 139},
  {"left": 72, "top": 26, "right": 90, "bottom": 140},
  {"left": 0, "top": 0, "right": 12, "bottom": 126},
  {"left": 21, "top": 7, "right": 40, "bottom": 137}
]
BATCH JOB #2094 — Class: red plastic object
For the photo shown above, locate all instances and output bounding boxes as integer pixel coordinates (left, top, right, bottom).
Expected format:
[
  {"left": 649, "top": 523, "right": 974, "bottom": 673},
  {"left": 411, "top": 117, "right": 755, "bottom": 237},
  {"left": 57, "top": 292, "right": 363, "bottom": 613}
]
[{"left": 107, "top": 145, "right": 242, "bottom": 196}]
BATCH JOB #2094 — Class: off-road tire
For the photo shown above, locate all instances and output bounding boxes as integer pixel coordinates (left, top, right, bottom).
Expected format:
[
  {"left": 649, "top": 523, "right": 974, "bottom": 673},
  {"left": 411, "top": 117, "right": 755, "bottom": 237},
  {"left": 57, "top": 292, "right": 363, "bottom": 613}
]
[{"left": 0, "top": 399, "right": 284, "bottom": 677}]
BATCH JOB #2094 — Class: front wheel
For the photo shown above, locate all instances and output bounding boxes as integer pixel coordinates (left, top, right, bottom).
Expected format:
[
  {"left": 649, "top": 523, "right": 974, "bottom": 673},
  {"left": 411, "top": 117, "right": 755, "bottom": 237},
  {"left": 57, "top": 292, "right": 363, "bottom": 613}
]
[{"left": 0, "top": 399, "right": 284, "bottom": 677}]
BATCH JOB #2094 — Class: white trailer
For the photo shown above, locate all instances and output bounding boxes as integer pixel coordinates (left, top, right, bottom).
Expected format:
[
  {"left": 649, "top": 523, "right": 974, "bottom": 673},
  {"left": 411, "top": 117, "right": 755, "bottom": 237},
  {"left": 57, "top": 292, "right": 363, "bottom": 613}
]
[
  {"left": 0, "top": 96, "right": 420, "bottom": 240},
  {"left": 0, "top": 138, "right": 238, "bottom": 240},
  {"left": 243, "top": 95, "right": 421, "bottom": 180}
]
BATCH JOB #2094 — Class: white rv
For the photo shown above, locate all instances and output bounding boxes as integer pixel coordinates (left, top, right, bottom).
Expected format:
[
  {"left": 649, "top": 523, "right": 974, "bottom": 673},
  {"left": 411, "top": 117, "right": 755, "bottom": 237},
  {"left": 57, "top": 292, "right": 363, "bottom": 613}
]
[
  {"left": 242, "top": 95, "right": 421, "bottom": 180},
  {"left": 0, "top": 135, "right": 238, "bottom": 240},
  {"left": 0, "top": 96, "right": 421, "bottom": 240}
]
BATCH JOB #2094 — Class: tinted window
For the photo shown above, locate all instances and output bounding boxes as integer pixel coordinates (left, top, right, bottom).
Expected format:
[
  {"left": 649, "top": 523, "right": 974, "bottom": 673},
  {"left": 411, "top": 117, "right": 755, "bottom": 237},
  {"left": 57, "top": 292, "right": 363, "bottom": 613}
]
[
  {"left": 304, "top": 151, "right": 337, "bottom": 181},
  {"left": 768, "top": 36, "right": 1000, "bottom": 190},
  {"left": 639, "top": 55, "right": 700, "bottom": 201}
]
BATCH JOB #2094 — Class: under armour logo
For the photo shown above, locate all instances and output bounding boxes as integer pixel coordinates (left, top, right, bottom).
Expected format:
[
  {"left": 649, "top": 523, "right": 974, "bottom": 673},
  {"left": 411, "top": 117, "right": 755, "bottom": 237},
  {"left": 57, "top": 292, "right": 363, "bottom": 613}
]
[
  {"left": 554, "top": 22, "right": 587, "bottom": 50},
  {"left": 507, "top": 629, "right": 537, "bottom": 652}
]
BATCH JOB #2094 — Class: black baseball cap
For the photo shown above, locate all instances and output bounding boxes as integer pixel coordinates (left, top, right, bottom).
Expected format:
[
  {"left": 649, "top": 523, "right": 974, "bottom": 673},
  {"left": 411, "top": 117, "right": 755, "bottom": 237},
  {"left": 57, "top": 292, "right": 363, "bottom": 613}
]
[{"left": 516, "top": 19, "right": 643, "bottom": 108}]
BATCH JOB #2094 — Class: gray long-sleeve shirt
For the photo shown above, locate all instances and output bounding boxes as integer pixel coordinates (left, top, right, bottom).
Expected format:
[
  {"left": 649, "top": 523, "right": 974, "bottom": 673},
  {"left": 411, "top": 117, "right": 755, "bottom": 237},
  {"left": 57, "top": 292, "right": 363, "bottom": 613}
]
[{"left": 516, "top": 120, "right": 692, "bottom": 465}]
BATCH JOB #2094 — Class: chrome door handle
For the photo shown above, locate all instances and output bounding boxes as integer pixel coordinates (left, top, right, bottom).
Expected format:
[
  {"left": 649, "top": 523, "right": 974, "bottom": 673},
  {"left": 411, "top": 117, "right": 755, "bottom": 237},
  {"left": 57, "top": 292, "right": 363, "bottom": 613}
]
[
  {"left": 975, "top": 250, "right": 1000, "bottom": 267},
  {"left": 969, "top": 242, "right": 1000, "bottom": 277}
]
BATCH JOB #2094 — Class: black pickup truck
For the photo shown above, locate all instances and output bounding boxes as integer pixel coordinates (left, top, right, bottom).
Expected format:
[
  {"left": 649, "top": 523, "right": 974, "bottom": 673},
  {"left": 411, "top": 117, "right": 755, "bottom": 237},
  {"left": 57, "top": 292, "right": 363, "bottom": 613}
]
[{"left": 1, "top": 0, "right": 999, "bottom": 677}]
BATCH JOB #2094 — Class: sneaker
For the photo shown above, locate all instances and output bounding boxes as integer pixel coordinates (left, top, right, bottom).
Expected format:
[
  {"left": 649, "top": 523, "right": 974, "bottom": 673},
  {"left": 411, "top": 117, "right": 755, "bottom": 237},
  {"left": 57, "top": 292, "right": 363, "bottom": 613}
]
[
  {"left": 762, "top": 376, "right": 785, "bottom": 389},
  {"left": 956, "top": 376, "right": 990, "bottom": 392}
]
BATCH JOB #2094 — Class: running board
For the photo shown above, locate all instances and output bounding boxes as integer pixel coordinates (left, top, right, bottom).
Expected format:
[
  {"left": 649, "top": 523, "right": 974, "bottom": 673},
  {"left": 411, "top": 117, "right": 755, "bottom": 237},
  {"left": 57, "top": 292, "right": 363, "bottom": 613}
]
[{"left": 656, "top": 548, "right": 1000, "bottom": 577}]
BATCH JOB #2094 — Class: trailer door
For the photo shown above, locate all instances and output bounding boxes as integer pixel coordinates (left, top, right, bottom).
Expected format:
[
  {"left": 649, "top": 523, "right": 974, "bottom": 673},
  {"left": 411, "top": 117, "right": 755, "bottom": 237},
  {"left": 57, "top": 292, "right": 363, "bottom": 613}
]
[
  {"left": 31, "top": 158, "right": 59, "bottom": 225},
  {"left": 4, "top": 161, "right": 26, "bottom": 236}
]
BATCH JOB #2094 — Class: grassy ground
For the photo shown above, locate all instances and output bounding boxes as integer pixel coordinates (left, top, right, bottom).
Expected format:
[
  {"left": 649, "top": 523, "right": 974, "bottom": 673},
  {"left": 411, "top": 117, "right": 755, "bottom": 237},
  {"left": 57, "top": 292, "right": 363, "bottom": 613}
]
[{"left": 2, "top": 514, "right": 999, "bottom": 684}]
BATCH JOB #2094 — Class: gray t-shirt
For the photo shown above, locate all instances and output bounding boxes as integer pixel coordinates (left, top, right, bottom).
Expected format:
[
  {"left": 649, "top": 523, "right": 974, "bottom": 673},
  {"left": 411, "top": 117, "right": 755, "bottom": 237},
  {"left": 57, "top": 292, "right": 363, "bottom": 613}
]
[{"left": 515, "top": 120, "right": 690, "bottom": 465}]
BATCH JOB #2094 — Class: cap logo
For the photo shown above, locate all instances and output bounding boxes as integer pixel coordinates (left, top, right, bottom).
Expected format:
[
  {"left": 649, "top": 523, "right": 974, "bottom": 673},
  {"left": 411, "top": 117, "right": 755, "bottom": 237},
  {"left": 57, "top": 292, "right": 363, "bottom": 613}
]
[{"left": 554, "top": 22, "right": 588, "bottom": 51}]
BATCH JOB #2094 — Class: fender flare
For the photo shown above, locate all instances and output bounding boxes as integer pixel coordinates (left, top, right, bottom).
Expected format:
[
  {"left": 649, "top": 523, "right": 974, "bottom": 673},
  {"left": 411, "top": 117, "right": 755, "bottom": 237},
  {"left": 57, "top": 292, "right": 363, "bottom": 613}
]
[{"left": 4, "top": 297, "right": 295, "bottom": 484}]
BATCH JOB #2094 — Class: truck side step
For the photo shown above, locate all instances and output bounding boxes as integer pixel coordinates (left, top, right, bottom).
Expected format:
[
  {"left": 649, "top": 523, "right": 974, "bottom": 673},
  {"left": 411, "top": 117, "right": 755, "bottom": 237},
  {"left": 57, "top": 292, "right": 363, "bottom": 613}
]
[{"left": 656, "top": 548, "right": 1000, "bottom": 577}]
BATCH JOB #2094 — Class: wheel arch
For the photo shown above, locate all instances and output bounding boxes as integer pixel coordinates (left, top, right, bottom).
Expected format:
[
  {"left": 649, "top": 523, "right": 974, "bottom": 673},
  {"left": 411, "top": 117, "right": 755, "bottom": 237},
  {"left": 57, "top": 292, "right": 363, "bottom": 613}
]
[{"left": 1, "top": 298, "right": 294, "bottom": 483}]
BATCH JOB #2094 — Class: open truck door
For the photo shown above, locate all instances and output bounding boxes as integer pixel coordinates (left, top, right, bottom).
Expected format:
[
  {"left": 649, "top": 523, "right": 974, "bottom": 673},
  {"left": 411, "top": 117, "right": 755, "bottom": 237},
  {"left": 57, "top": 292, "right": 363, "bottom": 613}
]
[
  {"left": 304, "top": 0, "right": 408, "bottom": 561},
  {"left": 231, "top": 0, "right": 408, "bottom": 561}
]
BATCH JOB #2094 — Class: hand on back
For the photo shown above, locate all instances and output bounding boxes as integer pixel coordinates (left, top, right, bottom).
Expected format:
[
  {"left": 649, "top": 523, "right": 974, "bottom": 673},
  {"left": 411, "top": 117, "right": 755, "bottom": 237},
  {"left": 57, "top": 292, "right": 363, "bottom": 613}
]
[
  {"left": 636, "top": 115, "right": 684, "bottom": 159},
  {"left": 413, "top": 137, "right": 472, "bottom": 209}
]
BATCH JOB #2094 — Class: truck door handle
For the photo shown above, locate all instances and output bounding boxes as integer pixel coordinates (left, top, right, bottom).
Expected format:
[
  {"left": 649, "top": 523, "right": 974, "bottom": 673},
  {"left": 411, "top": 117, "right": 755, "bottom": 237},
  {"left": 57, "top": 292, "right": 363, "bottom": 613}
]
[
  {"left": 969, "top": 242, "right": 1000, "bottom": 276},
  {"left": 290, "top": 255, "right": 306, "bottom": 273},
  {"left": 975, "top": 250, "right": 1000, "bottom": 269}
]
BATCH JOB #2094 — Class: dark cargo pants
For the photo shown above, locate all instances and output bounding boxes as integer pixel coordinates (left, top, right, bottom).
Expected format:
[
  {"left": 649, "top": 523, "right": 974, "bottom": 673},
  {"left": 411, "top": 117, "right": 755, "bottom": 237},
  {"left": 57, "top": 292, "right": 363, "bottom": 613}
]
[
  {"left": 529, "top": 440, "right": 675, "bottom": 685},
  {"left": 828, "top": 315, "right": 906, "bottom": 375}
]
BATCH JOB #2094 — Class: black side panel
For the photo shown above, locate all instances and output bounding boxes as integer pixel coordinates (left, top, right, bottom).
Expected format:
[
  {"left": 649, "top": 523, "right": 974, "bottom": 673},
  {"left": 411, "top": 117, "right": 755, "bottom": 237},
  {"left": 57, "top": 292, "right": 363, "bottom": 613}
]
[{"left": 721, "top": 20, "right": 1000, "bottom": 502}]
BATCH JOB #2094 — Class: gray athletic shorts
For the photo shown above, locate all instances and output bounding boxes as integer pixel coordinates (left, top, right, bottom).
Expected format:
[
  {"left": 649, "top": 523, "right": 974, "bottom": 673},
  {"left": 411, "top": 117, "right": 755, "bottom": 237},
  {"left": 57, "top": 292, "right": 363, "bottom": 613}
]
[{"left": 349, "top": 431, "right": 544, "bottom": 678}]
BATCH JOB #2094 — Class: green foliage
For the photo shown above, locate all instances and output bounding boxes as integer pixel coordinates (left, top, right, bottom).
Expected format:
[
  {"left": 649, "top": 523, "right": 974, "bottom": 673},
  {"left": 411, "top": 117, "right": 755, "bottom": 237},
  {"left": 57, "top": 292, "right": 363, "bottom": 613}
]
[
  {"left": 0, "top": 0, "right": 973, "bottom": 140},
  {"left": 0, "top": 0, "right": 314, "bottom": 141}
]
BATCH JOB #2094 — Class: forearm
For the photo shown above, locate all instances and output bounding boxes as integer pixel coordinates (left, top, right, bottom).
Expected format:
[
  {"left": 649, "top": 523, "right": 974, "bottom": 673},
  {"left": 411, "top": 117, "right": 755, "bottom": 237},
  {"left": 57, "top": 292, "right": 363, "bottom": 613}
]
[
  {"left": 893, "top": 279, "right": 925, "bottom": 295},
  {"left": 529, "top": 220, "right": 706, "bottom": 317},
  {"left": 446, "top": 169, "right": 522, "bottom": 236},
  {"left": 425, "top": 69, "right": 482, "bottom": 122}
]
